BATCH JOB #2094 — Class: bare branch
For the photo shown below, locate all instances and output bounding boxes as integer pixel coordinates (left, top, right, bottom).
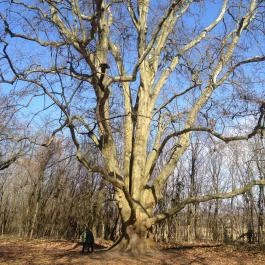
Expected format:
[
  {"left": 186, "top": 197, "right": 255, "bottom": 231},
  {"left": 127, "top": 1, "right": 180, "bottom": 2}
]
[
  {"left": 153, "top": 82, "right": 201, "bottom": 116},
  {"left": 152, "top": 179, "right": 265, "bottom": 223},
  {"left": 152, "top": 0, "right": 258, "bottom": 197},
  {"left": 1, "top": 14, "right": 65, "bottom": 47},
  {"left": 0, "top": 154, "right": 19, "bottom": 170},
  {"left": 152, "top": 0, "right": 228, "bottom": 98},
  {"left": 125, "top": 0, "right": 139, "bottom": 30}
]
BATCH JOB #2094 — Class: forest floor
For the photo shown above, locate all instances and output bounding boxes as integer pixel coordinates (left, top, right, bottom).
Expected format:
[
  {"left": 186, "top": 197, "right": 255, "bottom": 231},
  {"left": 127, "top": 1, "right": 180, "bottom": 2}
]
[{"left": 0, "top": 237, "right": 265, "bottom": 265}]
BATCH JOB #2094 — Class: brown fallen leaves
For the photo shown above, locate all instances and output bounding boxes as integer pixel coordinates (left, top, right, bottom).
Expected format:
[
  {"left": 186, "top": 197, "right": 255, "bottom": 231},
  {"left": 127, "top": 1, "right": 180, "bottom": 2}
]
[{"left": 0, "top": 237, "right": 264, "bottom": 265}]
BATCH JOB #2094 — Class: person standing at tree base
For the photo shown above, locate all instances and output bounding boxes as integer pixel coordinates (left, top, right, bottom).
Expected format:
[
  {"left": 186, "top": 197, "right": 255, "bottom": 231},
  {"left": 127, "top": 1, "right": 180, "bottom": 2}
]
[{"left": 81, "top": 227, "right": 94, "bottom": 254}]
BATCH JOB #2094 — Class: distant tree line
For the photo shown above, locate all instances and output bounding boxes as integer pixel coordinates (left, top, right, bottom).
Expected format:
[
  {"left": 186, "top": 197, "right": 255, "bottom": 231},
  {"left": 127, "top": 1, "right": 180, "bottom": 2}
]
[{"left": 1, "top": 134, "right": 264, "bottom": 244}]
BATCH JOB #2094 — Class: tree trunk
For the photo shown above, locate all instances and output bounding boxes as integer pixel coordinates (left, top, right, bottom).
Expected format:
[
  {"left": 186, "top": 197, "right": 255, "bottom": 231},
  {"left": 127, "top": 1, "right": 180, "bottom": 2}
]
[
  {"left": 258, "top": 185, "right": 265, "bottom": 243},
  {"left": 111, "top": 205, "right": 157, "bottom": 254},
  {"left": 113, "top": 222, "right": 156, "bottom": 255},
  {"left": 212, "top": 199, "right": 219, "bottom": 240},
  {"left": 29, "top": 201, "right": 39, "bottom": 239}
]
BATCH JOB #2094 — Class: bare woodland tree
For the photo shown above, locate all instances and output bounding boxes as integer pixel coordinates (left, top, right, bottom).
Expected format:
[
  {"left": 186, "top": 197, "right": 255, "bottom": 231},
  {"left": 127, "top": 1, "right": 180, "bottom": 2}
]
[
  {"left": 0, "top": 96, "right": 28, "bottom": 170},
  {"left": 1, "top": 0, "right": 265, "bottom": 252},
  {"left": 0, "top": 137, "right": 112, "bottom": 239}
]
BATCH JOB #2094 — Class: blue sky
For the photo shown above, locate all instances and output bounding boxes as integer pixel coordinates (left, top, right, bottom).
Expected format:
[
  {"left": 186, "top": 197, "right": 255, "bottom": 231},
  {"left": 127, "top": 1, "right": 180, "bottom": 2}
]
[{"left": 0, "top": 0, "right": 264, "bottom": 139}]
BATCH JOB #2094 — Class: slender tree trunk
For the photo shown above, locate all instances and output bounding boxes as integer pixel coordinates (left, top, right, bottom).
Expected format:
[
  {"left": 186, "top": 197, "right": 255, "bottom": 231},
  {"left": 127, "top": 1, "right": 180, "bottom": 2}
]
[
  {"left": 258, "top": 185, "right": 265, "bottom": 243},
  {"left": 30, "top": 201, "right": 39, "bottom": 239},
  {"left": 212, "top": 199, "right": 219, "bottom": 240}
]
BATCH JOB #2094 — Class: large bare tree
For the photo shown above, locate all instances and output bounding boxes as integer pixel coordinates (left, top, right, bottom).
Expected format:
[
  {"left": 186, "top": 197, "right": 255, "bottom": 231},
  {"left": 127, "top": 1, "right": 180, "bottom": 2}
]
[{"left": 1, "top": 0, "right": 265, "bottom": 252}]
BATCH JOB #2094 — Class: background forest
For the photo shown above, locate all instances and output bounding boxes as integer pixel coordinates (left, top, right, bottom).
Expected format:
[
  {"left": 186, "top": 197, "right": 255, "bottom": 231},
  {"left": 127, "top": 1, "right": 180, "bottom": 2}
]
[{"left": 1, "top": 134, "right": 264, "bottom": 244}]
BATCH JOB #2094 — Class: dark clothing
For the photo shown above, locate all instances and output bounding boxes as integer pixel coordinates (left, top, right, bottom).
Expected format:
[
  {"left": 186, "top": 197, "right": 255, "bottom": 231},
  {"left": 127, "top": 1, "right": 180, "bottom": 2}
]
[
  {"left": 81, "top": 229, "right": 94, "bottom": 253},
  {"left": 82, "top": 242, "right": 94, "bottom": 253}
]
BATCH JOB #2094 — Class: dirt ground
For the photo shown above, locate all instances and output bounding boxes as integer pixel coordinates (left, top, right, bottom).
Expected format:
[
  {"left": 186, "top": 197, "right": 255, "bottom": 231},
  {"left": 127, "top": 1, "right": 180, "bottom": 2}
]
[{"left": 0, "top": 237, "right": 265, "bottom": 265}]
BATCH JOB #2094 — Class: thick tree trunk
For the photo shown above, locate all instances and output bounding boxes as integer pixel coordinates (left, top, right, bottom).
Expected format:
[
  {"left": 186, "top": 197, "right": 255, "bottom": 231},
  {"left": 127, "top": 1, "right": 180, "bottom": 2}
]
[
  {"left": 110, "top": 205, "right": 157, "bottom": 254},
  {"left": 113, "top": 222, "right": 156, "bottom": 255}
]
